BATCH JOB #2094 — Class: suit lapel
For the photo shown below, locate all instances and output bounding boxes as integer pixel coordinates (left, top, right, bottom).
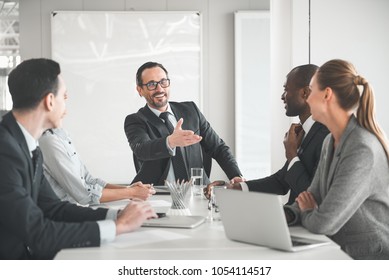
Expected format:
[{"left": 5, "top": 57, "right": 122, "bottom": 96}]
[
  {"left": 170, "top": 103, "right": 183, "bottom": 123},
  {"left": 298, "top": 122, "right": 325, "bottom": 156},
  {"left": 300, "top": 122, "right": 322, "bottom": 150},
  {"left": 139, "top": 105, "right": 170, "bottom": 137}
]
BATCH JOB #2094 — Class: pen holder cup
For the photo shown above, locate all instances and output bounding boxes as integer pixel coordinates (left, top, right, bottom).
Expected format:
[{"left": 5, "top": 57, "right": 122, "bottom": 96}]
[{"left": 165, "top": 180, "right": 192, "bottom": 216}]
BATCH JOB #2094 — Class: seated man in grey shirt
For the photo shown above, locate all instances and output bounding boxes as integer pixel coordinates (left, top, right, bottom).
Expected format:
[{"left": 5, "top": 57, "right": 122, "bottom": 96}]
[{"left": 39, "top": 128, "right": 155, "bottom": 206}]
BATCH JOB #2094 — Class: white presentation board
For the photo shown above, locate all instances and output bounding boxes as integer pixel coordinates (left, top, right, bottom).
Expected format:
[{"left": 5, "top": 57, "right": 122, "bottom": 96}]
[{"left": 51, "top": 11, "right": 202, "bottom": 183}]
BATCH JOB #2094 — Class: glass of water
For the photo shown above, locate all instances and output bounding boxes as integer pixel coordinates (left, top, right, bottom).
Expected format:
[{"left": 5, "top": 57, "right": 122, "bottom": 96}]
[
  {"left": 207, "top": 185, "right": 227, "bottom": 222},
  {"left": 190, "top": 167, "right": 203, "bottom": 196}
]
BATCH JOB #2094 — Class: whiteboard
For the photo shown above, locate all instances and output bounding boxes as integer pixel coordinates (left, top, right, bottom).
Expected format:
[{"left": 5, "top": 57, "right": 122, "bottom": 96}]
[
  {"left": 234, "top": 11, "right": 270, "bottom": 180},
  {"left": 51, "top": 11, "right": 202, "bottom": 183}
]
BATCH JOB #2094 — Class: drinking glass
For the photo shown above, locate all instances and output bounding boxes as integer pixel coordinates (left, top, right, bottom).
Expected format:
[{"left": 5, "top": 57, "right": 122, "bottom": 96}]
[
  {"left": 190, "top": 167, "right": 203, "bottom": 196},
  {"left": 207, "top": 185, "right": 227, "bottom": 222}
]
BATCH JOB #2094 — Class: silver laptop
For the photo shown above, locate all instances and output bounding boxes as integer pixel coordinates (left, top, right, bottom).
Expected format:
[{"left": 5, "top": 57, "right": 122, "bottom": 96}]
[
  {"left": 215, "top": 189, "right": 330, "bottom": 252},
  {"left": 142, "top": 215, "right": 205, "bottom": 229}
]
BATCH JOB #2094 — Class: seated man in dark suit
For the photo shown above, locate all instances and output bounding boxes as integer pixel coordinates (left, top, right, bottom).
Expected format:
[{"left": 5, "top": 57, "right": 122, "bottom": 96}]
[
  {"left": 206, "top": 64, "right": 329, "bottom": 205},
  {"left": 124, "top": 61, "right": 244, "bottom": 186},
  {"left": 0, "top": 58, "right": 157, "bottom": 259}
]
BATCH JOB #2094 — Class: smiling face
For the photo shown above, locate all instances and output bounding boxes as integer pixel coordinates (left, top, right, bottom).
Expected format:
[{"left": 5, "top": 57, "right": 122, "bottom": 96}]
[
  {"left": 281, "top": 74, "right": 307, "bottom": 117},
  {"left": 137, "top": 66, "right": 170, "bottom": 111},
  {"left": 307, "top": 73, "right": 326, "bottom": 122}
]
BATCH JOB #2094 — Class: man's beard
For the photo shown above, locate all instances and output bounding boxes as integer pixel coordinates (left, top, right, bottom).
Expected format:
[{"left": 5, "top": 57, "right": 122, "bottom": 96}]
[{"left": 149, "top": 92, "right": 168, "bottom": 108}]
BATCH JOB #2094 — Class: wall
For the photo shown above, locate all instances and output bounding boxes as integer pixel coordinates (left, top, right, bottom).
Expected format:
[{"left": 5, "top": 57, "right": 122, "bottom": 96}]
[
  {"left": 311, "top": 0, "right": 389, "bottom": 136},
  {"left": 290, "top": 0, "right": 389, "bottom": 144},
  {"left": 19, "top": 0, "right": 389, "bottom": 184},
  {"left": 273, "top": 0, "right": 389, "bottom": 175},
  {"left": 19, "top": 0, "right": 270, "bottom": 182}
]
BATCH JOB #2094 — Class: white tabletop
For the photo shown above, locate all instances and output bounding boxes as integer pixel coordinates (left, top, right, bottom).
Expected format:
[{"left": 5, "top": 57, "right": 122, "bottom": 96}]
[{"left": 54, "top": 194, "right": 351, "bottom": 260}]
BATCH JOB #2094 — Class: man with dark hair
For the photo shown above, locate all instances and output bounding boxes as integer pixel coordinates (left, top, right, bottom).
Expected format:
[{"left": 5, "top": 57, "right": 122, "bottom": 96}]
[
  {"left": 125, "top": 61, "right": 244, "bottom": 185},
  {"left": 207, "top": 64, "right": 329, "bottom": 204},
  {"left": 0, "top": 58, "right": 156, "bottom": 259}
]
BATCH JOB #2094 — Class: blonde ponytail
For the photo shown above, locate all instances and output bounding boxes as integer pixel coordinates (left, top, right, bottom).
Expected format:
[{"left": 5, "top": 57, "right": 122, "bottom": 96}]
[
  {"left": 356, "top": 79, "right": 389, "bottom": 159},
  {"left": 317, "top": 59, "right": 389, "bottom": 159}
]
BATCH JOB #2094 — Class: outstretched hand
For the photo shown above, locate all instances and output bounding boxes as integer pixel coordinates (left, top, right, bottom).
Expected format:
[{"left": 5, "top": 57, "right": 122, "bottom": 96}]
[
  {"left": 167, "top": 118, "right": 202, "bottom": 148},
  {"left": 230, "top": 176, "right": 245, "bottom": 184},
  {"left": 204, "top": 180, "right": 228, "bottom": 200}
]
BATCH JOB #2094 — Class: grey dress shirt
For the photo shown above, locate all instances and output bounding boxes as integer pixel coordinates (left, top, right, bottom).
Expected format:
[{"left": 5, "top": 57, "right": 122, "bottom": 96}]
[
  {"left": 39, "top": 128, "right": 107, "bottom": 206},
  {"left": 34, "top": 127, "right": 117, "bottom": 245}
]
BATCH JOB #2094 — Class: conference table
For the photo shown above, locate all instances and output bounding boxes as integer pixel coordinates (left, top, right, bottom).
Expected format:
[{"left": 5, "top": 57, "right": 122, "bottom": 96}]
[{"left": 54, "top": 193, "right": 351, "bottom": 260}]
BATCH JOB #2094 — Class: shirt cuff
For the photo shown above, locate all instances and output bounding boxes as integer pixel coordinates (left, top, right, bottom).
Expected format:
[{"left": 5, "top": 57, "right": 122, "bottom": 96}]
[
  {"left": 240, "top": 182, "right": 249, "bottom": 192},
  {"left": 105, "top": 208, "right": 119, "bottom": 220},
  {"left": 287, "top": 156, "right": 300, "bottom": 171},
  {"left": 97, "top": 220, "right": 116, "bottom": 244},
  {"left": 165, "top": 137, "right": 176, "bottom": 155},
  {"left": 96, "top": 178, "right": 107, "bottom": 188}
]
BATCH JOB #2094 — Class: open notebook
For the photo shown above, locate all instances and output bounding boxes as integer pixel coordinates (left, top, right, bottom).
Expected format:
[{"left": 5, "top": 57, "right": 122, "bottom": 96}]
[{"left": 215, "top": 189, "right": 330, "bottom": 252}]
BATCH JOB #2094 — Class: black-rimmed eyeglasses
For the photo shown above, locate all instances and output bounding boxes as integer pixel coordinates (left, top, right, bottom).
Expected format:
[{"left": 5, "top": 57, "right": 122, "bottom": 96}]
[{"left": 141, "top": 78, "right": 170, "bottom": 91}]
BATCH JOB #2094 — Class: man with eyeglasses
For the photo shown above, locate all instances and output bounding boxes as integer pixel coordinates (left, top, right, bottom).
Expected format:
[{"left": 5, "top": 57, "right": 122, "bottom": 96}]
[{"left": 124, "top": 61, "right": 244, "bottom": 186}]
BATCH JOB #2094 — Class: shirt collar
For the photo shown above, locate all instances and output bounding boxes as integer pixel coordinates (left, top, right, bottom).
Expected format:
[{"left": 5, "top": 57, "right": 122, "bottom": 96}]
[
  {"left": 302, "top": 115, "right": 314, "bottom": 135},
  {"left": 42, "top": 127, "right": 68, "bottom": 140},
  {"left": 16, "top": 121, "right": 38, "bottom": 156},
  {"left": 147, "top": 103, "right": 173, "bottom": 117}
]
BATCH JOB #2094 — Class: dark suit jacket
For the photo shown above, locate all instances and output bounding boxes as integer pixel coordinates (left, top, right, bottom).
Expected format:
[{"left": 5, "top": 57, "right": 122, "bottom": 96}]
[
  {"left": 124, "top": 102, "right": 242, "bottom": 185},
  {"left": 246, "top": 121, "right": 329, "bottom": 205},
  {"left": 0, "top": 112, "right": 108, "bottom": 260}
]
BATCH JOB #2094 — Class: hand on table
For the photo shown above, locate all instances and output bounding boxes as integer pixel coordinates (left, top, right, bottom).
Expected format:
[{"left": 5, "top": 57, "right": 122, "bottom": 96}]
[
  {"left": 116, "top": 200, "right": 157, "bottom": 235},
  {"left": 127, "top": 181, "right": 156, "bottom": 200}
]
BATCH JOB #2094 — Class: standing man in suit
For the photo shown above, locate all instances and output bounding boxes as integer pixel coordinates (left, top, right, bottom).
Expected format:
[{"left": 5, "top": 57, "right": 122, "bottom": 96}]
[
  {"left": 206, "top": 64, "right": 329, "bottom": 205},
  {"left": 0, "top": 58, "right": 156, "bottom": 259},
  {"left": 124, "top": 61, "right": 243, "bottom": 185}
]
